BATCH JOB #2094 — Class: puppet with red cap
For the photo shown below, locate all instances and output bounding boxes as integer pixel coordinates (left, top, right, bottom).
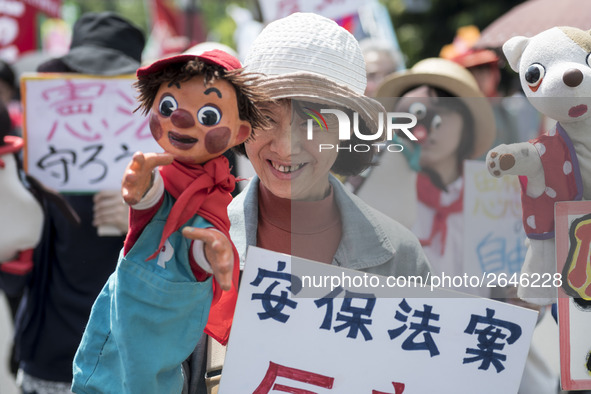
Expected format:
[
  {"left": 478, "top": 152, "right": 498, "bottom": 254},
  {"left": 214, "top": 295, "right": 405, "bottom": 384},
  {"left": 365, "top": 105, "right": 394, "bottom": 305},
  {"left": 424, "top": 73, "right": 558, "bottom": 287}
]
[{"left": 72, "top": 49, "right": 268, "bottom": 394}]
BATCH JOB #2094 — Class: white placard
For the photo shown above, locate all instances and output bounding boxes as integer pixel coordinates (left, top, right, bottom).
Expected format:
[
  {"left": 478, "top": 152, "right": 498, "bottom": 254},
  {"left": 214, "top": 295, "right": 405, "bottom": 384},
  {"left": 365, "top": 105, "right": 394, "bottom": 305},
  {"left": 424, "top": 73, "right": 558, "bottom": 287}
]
[
  {"left": 463, "top": 160, "right": 527, "bottom": 279},
  {"left": 22, "top": 73, "right": 160, "bottom": 192},
  {"left": 219, "top": 246, "right": 538, "bottom": 393}
]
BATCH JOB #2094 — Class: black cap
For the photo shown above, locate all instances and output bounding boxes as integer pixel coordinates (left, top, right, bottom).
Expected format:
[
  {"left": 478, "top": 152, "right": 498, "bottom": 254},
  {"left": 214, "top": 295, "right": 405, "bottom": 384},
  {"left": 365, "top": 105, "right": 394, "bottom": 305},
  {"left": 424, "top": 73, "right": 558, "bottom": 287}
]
[
  {"left": 0, "top": 60, "right": 15, "bottom": 87},
  {"left": 59, "top": 12, "right": 145, "bottom": 76}
]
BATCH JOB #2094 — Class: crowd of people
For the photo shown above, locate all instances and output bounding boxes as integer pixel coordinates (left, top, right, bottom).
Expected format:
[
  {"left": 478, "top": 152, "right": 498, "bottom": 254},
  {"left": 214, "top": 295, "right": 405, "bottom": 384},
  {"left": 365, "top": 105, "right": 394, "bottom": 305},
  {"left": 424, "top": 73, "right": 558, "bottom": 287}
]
[{"left": 0, "top": 6, "right": 574, "bottom": 394}]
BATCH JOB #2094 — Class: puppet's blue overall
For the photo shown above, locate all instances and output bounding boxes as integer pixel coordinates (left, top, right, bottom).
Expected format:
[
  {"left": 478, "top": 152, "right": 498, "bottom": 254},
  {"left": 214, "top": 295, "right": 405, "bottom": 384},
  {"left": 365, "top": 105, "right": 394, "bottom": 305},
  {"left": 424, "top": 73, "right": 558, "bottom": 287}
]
[{"left": 72, "top": 193, "right": 213, "bottom": 394}]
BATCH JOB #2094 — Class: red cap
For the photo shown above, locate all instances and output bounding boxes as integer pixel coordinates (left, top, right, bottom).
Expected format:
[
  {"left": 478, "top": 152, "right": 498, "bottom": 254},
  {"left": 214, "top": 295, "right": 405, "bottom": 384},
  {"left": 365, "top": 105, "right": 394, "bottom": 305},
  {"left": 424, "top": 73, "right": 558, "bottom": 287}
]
[{"left": 137, "top": 49, "right": 242, "bottom": 79}]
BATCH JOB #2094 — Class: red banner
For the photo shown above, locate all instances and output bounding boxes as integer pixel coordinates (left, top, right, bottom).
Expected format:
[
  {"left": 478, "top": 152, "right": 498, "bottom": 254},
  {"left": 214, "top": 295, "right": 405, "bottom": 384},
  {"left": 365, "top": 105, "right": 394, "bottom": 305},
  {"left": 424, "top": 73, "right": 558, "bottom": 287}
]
[
  {"left": 149, "top": 0, "right": 205, "bottom": 57},
  {"left": 23, "top": 0, "right": 61, "bottom": 18},
  {"left": 0, "top": 0, "right": 62, "bottom": 62}
]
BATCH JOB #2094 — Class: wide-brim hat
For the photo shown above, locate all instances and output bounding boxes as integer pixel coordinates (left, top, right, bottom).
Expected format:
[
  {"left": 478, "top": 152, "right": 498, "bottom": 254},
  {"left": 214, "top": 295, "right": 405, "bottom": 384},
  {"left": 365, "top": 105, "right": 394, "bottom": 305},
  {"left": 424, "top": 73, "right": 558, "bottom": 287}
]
[
  {"left": 377, "top": 57, "right": 496, "bottom": 158},
  {"left": 244, "top": 13, "right": 385, "bottom": 138},
  {"left": 60, "top": 12, "right": 145, "bottom": 76}
]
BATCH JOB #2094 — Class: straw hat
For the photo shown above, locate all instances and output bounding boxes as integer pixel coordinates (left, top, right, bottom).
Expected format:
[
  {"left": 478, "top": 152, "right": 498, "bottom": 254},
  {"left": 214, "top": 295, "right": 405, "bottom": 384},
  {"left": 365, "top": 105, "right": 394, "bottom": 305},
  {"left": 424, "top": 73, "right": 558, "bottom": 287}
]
[
  {"left": 244, "top": 13, "right": 384, "bottom": 134},
  {"left": 377, "top": 57, "right": 496, "bottom": 158}
]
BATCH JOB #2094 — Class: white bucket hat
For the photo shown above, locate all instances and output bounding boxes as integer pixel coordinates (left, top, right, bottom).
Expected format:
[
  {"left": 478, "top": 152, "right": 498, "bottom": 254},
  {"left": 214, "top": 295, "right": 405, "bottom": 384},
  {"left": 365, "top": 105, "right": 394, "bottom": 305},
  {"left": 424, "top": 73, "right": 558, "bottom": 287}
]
[{"left": 244, "top": 13, "right": 384, "bottom": 134}]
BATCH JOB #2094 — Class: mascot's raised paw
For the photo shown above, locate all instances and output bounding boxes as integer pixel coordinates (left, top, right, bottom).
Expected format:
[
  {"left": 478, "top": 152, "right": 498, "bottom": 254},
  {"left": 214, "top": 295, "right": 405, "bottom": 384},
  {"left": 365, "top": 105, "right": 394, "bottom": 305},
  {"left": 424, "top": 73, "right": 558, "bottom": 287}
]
[
  {"left": 486, "top": 145, "right": 517, "bottom": 177},
  {"left": 486, "top": 142, "right": 542, "bottom": 179}
]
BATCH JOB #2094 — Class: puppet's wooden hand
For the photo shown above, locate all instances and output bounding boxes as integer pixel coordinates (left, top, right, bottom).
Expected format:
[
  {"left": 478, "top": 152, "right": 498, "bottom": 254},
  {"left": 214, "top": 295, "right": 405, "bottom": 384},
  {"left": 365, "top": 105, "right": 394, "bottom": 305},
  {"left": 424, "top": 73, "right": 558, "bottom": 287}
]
[
  {"left": 182, "top": 227, "right": 234, "bottom": 291},
  {"left": 122, "top": 152, "right": 173, "bottom": 205}
]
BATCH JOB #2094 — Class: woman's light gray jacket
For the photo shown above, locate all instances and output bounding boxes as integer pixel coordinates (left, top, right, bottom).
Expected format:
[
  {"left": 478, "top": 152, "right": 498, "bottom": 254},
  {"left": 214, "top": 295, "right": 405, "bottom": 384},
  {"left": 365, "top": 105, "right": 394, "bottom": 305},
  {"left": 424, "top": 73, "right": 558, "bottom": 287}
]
[{"left": 228, "top": 175, "right": 432, "bottom": 280}]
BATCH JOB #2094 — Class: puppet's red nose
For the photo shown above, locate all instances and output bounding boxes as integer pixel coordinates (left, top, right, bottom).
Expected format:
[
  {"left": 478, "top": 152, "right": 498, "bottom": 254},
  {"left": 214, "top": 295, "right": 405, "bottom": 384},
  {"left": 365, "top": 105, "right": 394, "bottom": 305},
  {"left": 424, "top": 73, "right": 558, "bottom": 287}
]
[
  {"left": 171, "top": 109, "right": 195, "bottom": 128},
  {"left": 413, "top": 124, "right": 428, "bottom": 144}
]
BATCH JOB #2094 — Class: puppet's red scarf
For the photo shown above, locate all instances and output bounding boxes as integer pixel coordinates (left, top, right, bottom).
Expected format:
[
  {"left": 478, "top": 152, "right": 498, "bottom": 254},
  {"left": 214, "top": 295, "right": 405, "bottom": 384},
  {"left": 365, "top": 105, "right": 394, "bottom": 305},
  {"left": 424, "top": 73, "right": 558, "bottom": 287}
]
[
  {"left": 417, "top": 173, "right": 463, "bottom": 255},
  {"left": 151, "top": 156, "right": 239, "bottom": 345}
]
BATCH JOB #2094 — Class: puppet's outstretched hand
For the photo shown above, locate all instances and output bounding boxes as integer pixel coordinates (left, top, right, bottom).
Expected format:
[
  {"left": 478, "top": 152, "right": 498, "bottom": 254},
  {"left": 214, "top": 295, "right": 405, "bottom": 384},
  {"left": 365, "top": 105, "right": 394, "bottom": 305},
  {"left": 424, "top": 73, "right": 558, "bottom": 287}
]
[
  {"left": 182, "top": 227, "right": 234, "bottom": 291},
  {"left": 122, "top": 152, "right": 173, "bottom": 205}
]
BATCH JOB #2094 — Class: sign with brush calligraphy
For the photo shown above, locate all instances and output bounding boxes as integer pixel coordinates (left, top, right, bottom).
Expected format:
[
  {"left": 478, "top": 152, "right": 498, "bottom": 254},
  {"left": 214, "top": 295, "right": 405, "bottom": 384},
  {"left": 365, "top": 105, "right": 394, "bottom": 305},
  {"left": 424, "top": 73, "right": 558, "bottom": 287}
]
[
  {"left": 21, "top": 73, "right": 159, "bottom": 192},
  {"left": 219, "top": 246, "right": 538, "bottom": 393}
]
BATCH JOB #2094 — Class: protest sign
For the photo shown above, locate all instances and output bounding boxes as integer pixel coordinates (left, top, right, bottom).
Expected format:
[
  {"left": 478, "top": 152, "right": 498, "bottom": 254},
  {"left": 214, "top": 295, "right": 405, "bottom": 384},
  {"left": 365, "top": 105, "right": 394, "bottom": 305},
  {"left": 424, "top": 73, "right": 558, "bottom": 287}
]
[
  {"left": 219, "top": 246, "right": 538, "bottom": 393},
  {"left": 556, "top": 201, "right": 591, "bottom": 390},
  {"left": 21, "top": 73, "right": 159, "bottom": 192},
  {"left": 463, "top": 160, "right": 527, "bottom": 280}
]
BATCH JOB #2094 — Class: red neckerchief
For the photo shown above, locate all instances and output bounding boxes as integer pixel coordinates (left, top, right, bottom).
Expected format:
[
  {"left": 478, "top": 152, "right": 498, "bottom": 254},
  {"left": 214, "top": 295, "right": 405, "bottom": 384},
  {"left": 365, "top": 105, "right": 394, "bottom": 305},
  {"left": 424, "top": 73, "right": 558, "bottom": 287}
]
[
  {"left": 0, "top": 136, "right": 23, "bottom": 168},
  {"left": 153, "top": 155, "right": 239, "bottom": 345},
  {"left": 416, "top": 173, "right": 463, "bottom": 255}
]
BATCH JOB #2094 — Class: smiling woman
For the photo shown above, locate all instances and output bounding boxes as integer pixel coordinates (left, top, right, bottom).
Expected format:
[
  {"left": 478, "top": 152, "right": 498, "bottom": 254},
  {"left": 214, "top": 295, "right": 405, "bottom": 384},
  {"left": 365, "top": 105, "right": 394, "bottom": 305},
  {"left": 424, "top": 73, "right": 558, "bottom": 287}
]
[
  {"left": 179, "top": 12, "right": 432, "bottom": 393},
  {"left": 186, "top": 12, "right": 431, "bottom": 280},
  {"left": 244, "top": 100, "right": 340, "bottom": 201}
]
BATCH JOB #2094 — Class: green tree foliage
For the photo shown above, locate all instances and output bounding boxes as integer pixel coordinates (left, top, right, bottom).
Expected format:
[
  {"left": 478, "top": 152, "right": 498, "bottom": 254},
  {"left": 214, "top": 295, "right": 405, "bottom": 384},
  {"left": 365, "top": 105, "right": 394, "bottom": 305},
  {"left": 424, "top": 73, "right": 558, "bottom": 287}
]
[
  {"left": 63, "top": 0, "right": 253, "bottom": 51},
  {"left": 64, "top": 0, "right": 523, "bottom": 64},
  {"left": 63, "top": 0, "right": 149, "bottom": 33},
  {"left": 199, "top": 0, "right": 252, "bottom": 49},
  {"left": 383, "top": 0, "right": 524, "bottom": 67}
]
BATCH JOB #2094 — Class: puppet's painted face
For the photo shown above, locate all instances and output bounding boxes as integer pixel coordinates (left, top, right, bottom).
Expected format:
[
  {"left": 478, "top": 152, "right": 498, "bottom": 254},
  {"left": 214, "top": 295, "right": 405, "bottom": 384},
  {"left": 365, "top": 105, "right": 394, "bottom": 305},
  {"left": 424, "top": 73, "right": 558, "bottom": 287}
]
[{"left": 149, "top": 76, "right": 251, "bottom": 164}]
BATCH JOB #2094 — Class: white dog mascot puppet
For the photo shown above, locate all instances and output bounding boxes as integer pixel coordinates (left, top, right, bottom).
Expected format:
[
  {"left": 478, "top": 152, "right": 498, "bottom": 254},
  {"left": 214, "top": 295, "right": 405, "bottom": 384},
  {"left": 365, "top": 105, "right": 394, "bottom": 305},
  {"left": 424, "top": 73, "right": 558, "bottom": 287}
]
[
  {"left": 0, "top": 118, "right": 43, "bottom": 275},
  {"left": 486, "top": 26, "right": 591, "bottom": 305}
]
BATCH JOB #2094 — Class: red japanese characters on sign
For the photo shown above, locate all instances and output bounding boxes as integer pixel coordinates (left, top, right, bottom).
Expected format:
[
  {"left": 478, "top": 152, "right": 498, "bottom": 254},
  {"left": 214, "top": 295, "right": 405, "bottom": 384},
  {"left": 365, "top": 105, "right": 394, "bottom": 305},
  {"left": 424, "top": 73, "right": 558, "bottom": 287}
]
[{"left": 22, "top": 74, "right": 159, "bottom": 192}]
